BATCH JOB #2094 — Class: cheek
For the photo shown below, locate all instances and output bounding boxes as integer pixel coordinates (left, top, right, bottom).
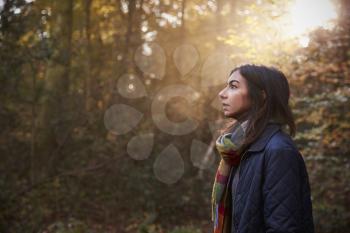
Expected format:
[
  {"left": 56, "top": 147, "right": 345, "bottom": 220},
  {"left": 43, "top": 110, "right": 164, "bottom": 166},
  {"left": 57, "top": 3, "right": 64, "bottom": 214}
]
[
  {"left": 242, "top": 93, "right": 252, "bottom": 108},
  {"left": 233, "top": 92, "right": 249, "bottom": 105},
  {"left": 232, "top": 93, "right": 251, "bottom": 110}
]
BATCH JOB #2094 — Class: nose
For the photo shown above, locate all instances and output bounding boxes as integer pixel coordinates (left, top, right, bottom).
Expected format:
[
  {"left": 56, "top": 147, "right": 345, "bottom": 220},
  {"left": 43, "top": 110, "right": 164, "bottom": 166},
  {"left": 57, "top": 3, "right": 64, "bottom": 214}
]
[{"left": 218, "top": 87, "right": 227, "bottom": 100}]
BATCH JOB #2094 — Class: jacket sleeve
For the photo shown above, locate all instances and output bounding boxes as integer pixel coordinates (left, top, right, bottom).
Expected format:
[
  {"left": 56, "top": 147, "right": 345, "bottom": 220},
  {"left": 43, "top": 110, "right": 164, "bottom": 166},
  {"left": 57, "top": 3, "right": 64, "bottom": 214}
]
[{"left": 263, "top": 148, "right": 306, "bottom": 233}]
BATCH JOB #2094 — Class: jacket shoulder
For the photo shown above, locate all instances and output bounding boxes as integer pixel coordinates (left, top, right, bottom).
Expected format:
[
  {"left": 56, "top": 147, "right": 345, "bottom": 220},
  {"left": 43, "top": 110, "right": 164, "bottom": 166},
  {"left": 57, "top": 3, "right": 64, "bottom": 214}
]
[
  {"left": 263, "top": 130, "right": 305, "bottom": 170},
  {"left": 265, "top": 129, "right": 299, "bottom": 153}
]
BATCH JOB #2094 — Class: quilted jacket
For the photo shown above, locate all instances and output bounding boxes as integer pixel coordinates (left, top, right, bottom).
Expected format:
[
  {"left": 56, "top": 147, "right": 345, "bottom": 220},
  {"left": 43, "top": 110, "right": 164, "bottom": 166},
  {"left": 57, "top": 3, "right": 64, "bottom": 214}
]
[{"left": 227, "top": 122, "right": 314, "bottom": 233}]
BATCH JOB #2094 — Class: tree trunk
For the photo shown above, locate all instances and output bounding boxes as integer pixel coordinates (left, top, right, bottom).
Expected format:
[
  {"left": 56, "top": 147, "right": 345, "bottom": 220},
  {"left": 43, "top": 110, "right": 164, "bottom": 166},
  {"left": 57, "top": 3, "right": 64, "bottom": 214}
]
[
  {"left": 181, "top": 0, "right": 186, "bottom": 34},
  {"left": 108, "top": 0, "right": 142, "bottom": 107},
  {"left": 340, "top": 0, "right": 350, "bottom": 61},
  {"left": 123, "top": 0, "right": 136, "bottom": 69},
  {"left": 340, "top": 0, "right": 350, "bottom": 30},
  {"left": 84, "top": 0, "right": 94, "bottom": 111},
  {"left": 36, "top": 0, "right": 73, "bottom": 179}
]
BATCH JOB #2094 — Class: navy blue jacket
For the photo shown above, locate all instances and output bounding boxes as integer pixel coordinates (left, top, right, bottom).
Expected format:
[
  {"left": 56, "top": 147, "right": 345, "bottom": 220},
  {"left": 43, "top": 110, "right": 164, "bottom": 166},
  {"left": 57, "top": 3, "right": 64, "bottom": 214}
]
[{"left": 228, "top": 122, "right": 314, "bottom": 233}]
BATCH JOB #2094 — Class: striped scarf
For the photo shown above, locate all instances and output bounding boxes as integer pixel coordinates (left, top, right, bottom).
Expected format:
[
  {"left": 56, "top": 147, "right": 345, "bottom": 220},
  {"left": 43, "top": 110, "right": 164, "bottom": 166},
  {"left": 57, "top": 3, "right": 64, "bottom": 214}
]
[{"left": 211, "top": 120, "right": 248, "bottom": 233}]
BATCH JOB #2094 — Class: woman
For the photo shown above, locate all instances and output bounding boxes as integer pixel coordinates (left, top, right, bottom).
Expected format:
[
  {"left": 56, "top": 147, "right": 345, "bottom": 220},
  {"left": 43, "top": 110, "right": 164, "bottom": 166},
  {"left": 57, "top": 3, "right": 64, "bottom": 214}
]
[{"left": 211, "top": 64, "right": 314, "bottom": 233}]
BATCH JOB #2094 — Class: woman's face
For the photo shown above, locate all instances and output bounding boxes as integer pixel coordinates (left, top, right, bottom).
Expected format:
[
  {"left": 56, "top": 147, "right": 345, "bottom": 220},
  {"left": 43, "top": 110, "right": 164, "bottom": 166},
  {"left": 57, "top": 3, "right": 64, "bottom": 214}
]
[{"left": 218, "top": 70, "right": 252, "bottom": 119}]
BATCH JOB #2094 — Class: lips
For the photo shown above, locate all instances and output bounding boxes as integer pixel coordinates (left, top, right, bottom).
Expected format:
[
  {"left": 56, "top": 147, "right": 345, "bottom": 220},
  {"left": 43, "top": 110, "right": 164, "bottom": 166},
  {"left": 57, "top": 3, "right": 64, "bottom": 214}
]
[{"left": 222, "top": 103, "right": 230, "bottom": 107}]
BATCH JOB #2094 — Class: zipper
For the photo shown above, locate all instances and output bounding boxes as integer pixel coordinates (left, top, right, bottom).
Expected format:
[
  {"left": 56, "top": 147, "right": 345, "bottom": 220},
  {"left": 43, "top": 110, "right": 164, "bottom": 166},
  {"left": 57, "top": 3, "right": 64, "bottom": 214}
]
[{"left": 232, "top": 150, "right": 248, "bottom": 233}]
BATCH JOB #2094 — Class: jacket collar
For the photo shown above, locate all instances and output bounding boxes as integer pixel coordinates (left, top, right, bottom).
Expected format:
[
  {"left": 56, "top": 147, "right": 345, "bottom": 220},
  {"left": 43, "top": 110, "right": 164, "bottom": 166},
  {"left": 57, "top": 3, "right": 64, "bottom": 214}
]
[{"left": 246, "top": 122, "right": 282, "bottom": 153}]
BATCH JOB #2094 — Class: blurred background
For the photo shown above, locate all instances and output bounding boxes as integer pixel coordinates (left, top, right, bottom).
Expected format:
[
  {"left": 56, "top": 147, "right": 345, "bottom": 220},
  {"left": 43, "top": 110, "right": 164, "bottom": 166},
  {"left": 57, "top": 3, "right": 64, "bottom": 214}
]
[{"left": 0, "top": 0, "right": 349, "bottom": 232}]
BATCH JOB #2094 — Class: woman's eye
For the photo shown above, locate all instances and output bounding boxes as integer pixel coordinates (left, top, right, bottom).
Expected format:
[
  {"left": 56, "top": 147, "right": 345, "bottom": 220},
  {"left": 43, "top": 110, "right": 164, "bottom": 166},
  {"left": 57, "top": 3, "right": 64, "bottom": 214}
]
[{"left": 229, "top": 85, "right": 237, "bottom": 89}]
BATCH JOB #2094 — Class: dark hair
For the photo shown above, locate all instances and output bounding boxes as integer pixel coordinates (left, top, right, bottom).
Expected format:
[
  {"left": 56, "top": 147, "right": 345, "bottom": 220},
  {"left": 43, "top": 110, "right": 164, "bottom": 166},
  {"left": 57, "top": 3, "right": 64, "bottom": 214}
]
[{"left": 221, "top": 64, "right": 296, "bottom": 153}]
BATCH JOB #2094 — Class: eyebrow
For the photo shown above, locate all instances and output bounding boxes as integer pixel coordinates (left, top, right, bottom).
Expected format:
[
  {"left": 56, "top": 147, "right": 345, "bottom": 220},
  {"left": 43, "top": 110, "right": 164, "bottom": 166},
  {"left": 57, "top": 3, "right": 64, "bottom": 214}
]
[{"left": 228, "top": 80, "right": 240, "bottom": 85}]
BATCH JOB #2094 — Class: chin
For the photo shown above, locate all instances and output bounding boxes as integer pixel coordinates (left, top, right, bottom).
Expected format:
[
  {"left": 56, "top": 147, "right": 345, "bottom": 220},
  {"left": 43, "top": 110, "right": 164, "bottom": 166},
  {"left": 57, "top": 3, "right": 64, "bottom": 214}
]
[
  {"left": 223, "top": 111, "right": 235, "bottom": 118},
  {"left": 224, "top": 110, "right": 245, "bottom": 120}
]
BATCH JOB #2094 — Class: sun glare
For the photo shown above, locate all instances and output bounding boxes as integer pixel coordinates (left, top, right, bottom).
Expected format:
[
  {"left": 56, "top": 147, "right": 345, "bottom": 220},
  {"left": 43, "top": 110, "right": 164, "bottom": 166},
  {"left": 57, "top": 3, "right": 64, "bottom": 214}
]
[{"left": 288, "top": 0, "right": 338, "bottom": 37}]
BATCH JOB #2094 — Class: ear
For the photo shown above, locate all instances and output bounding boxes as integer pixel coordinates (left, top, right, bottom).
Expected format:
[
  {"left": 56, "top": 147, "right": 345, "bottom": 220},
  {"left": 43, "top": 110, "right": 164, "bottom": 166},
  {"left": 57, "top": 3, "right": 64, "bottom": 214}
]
[{"left": 262, "top": 90, "right": 266, "bottom": 100}]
